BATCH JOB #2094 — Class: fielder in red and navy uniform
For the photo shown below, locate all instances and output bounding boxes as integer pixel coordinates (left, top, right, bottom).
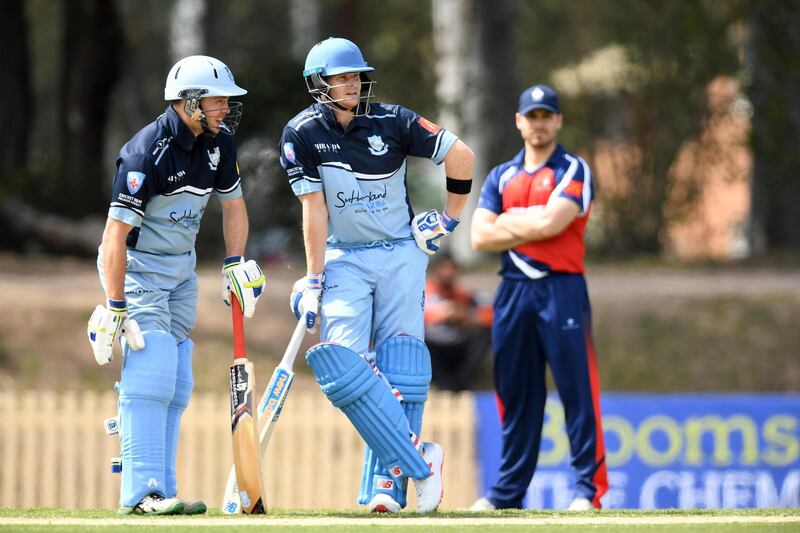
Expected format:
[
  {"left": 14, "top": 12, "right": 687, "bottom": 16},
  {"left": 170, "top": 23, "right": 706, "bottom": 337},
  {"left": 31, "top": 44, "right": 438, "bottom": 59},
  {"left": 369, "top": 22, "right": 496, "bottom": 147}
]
[{"left": 470, "top": 84, "right": 608, "bottom": 511}]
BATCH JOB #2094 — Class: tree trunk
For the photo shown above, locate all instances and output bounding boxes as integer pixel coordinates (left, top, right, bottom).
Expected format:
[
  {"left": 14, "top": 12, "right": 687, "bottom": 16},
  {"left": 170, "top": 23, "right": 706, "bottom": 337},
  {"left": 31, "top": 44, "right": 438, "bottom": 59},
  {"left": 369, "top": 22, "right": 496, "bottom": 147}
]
[
  {"left": 59, "top": 0, "right": 123, "bottom": 218},
  {"left": 290, "top": 0, "right": 321, "bottom": 62},
  {"left": 170, "top": 0, "right": 208, "bottom": 63},
  {"left": 0, "top": 0, "right": 31, "bottom": 182},
  {"left": 746, "top": 0, "right": 800, "bottom": 254},
  {"left": 433, "top": 0, "right": 519, "bottom": 263}
]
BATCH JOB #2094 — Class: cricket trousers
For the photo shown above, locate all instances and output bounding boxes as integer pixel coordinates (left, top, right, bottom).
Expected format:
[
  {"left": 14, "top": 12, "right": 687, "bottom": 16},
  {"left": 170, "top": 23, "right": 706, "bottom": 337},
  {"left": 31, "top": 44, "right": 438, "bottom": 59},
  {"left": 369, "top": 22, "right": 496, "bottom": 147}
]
[{"left": 488, "top": 273, "right": 608, "bottom": 509}]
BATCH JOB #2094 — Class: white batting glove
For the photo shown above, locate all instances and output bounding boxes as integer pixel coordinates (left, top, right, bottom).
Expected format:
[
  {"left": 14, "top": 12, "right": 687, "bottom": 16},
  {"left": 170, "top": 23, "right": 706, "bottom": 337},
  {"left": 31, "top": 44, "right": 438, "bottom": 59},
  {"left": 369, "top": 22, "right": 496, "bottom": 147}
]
[
  {"left": 412, "top": 209, "right": 460, "bottom": 255},
  {"left": 87, "top": 299, "right": 145, "bottom": 365},
  {"left": 290, "top": 273, "right": 323, "bottom": 333},
  {"left": 222, "top": 256, "right": 265, "bottom": 318}
]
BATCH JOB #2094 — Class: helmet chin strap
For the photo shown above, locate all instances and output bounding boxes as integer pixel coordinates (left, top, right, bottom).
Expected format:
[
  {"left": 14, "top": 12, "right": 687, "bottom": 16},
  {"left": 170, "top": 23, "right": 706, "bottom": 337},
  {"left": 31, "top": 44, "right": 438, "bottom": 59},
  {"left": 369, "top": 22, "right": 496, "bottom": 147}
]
[{"left": 181, "top": 88, "right": 212, "bottom": 133}]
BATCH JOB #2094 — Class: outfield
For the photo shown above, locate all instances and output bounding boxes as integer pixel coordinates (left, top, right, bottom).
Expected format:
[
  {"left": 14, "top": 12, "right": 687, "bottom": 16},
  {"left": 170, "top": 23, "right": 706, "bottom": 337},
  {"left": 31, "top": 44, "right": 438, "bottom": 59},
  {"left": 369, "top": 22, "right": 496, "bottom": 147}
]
[{"left": 1, "top": 508, "right": 799, "bottom": 532}]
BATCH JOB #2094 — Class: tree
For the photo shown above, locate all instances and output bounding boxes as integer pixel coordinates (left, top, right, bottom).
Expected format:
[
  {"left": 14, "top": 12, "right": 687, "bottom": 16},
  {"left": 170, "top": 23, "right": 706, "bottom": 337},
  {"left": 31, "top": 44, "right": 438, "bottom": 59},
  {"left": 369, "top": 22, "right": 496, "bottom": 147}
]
[
  {"left": 746, "top": 0, "right": 800, "bottom": 254},
  {"left": 0, "top": 0, "right": 32, "bottom": 188},
  {"left": 59, "top": 0, "right": 123, "bottom": 218}
]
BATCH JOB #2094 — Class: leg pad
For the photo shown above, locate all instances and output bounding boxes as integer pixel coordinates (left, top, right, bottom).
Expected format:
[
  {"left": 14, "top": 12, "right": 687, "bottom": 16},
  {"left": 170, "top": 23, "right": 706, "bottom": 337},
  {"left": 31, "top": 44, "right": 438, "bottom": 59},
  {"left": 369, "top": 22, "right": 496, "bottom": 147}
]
[{"left": 306, "top": 343, "right": 430, "bottom": 480}]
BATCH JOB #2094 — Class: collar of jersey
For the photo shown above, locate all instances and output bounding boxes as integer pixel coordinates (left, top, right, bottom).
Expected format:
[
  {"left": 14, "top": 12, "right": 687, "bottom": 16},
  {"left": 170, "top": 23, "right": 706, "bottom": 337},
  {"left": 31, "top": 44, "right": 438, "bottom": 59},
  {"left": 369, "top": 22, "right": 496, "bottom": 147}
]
[
  {"left": 164, "top": 105, "right": 200, "bottom": 152},
  {"left": 513, "top": 143, "right": 565, "bottom": 173},
  {"left": 315, "top": 102, "right": 370, "bottom": 131}
]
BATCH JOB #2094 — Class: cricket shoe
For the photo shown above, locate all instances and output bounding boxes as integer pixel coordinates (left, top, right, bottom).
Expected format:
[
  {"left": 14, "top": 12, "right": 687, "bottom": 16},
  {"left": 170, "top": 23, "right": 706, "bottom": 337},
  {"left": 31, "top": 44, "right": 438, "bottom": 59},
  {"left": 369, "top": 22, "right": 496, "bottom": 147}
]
[
  {"left": 468, "top": 497, "right": 496, "bottom": 511},
  {"left": 117, "top": 493, "right": 185, "bottom": 516},
  {"left": 178, "top": 499, "right": 207, "bottom": 515},
  {"left": 414, "top": 441, "right": 444, "bottom": 513},
  {"left": 567, "top": 497, "right": 596, "bottom": 511},
  {"left": 368, "top": 493, "right": 400, "bottom": 513}
]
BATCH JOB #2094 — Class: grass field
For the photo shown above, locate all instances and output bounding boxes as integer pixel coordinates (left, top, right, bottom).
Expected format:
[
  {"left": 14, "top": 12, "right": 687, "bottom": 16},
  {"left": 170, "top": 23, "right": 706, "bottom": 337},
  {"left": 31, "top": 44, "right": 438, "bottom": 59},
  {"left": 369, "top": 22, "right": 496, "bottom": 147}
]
[{"left": 1, "top": 508, "right": 799, "bottom": 532}]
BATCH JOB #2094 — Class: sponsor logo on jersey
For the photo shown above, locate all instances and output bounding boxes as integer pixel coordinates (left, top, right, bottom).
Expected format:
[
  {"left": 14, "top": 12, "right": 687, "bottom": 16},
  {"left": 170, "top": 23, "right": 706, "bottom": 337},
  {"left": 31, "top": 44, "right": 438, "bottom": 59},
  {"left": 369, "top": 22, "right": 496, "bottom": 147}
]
[
  {"left": 561, "top": 317, "right": 580, "bottom": 331},
  {"left": 167, "top": 170, "right": 186, "bottom": 183},
  {"left": 367, "top": 135, "right": 388, "bottom": 156},
  {"left": 207, "top": 147, "right": 221, "bottom": 170},
  {"left": 170, "top": 208, "right": 204, "bottom": 229},
  {"left": 377, "top": 479, "right": 394, "bottom": 490},
  {"left": 126, "top": 171, "right": 146, "bottom": 194},
  {"left": 283, "top": 142, "right": 297, "bottom": 164},
  {"left": 333, "top": 184, "right": 388, "bottom": 211},
  {"left": 314, "top": 142, "right": 340, "bottom": 153},
  {"left": 418, "top": 116, "right": 442, "bottom": 134}
]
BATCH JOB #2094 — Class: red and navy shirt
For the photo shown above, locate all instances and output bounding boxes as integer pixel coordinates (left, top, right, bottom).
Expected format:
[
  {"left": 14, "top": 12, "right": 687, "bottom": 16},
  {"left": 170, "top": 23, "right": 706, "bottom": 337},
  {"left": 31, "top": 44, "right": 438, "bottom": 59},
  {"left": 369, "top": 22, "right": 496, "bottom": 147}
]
[{"left": 477, "top": 145, "right": 593, "bottom": 279}]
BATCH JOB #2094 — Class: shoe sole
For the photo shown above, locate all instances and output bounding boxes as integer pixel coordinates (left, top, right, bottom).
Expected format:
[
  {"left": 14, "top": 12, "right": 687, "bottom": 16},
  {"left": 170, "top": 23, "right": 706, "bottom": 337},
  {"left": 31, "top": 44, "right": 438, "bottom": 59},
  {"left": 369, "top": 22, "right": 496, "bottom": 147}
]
[
  {"left": 117, "top": 502, "right": 185, "bottom": 516},
  {"left": 371, "top": 505, "right": 391, "bottom": 513},
  {"left": 180, "top": 502, "right": 207, "bottom": 515}
]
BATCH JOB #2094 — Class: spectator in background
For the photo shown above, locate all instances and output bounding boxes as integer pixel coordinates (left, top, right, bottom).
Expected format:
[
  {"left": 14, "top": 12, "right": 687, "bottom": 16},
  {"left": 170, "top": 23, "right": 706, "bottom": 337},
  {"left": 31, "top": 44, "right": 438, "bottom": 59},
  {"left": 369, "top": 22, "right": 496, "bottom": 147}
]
[{"left": 424, "top": 253, "right": 492, "bottom": 391}]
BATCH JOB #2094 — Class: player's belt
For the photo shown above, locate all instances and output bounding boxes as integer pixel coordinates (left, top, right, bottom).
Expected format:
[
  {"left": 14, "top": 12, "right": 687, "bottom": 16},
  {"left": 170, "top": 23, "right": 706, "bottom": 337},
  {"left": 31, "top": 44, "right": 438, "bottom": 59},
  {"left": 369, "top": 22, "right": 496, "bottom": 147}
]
[{"left": 327, "top": 236, "right": 414, "bottom": 250}]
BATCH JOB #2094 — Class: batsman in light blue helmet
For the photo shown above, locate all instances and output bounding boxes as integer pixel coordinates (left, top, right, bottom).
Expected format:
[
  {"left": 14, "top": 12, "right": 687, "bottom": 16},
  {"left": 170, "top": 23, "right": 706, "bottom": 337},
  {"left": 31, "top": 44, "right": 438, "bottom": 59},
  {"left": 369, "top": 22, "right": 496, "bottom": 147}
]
[{"left": 279, "top": 37, "right": 476, "bottom": 513}]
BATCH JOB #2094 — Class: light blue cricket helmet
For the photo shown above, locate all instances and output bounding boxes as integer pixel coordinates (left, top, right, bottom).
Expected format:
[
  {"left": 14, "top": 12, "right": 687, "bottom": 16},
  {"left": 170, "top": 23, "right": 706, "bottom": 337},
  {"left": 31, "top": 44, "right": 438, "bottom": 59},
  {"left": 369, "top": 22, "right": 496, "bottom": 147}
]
[
  {"left": 303, "top": 37, "right": 374, "bottom": 77},
  {"left": 303, "top": 37, "right": 376, "bottom": 115}
]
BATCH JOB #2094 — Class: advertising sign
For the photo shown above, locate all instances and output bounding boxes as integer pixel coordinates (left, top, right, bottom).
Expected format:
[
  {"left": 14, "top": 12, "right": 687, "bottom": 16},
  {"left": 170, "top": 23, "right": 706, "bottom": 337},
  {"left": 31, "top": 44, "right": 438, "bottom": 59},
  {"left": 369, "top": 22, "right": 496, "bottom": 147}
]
[{"left": 475, "top": 393, "right": 800, "bottom": 509}]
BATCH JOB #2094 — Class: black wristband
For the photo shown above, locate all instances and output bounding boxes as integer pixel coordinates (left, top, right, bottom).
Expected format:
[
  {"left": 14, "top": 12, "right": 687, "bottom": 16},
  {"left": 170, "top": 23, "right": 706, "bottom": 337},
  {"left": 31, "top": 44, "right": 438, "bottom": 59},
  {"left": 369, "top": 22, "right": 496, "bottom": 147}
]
[{"left": 446, "top": 177, "right": 472, "bottom": 194}]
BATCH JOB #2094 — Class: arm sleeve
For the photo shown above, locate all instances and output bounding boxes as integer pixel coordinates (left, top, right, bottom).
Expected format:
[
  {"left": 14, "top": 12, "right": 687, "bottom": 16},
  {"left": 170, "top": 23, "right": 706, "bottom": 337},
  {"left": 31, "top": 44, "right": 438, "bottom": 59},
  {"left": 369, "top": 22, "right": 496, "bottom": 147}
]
[
  {"left": 556, "top": 155, "right": 593, "bottom": 215},
  {"left": 213, "top": 136, "right": 243, "bottom": 201},
  {"left": 398, "top": 106, "right": 458, "bottom": 165},
  {"left": 476, "top": 165, "right": 503, "bottom": 214},
  {"left": 108, "top": 153, "right": 156, "bottom": 227},
  {"left": 279, "top": 126, "right": 323, "bottom": 197}
]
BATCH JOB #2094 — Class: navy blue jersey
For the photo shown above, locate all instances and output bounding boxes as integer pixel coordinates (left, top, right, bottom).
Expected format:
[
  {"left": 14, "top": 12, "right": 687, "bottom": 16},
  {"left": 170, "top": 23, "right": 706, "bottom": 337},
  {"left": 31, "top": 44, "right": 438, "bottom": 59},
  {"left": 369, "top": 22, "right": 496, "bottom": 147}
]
[
  {"left": 108, "top": 106, "right": 242, "bottom": 254},
  {"left": 279, "top": 103, "right": 458, "bottom": 246}
]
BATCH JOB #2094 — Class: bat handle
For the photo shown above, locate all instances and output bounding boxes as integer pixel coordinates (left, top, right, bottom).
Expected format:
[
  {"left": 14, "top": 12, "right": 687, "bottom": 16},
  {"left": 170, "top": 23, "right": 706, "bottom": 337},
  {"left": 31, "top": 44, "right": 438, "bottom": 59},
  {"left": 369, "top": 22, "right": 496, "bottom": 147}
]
[{"left": 231, "top": 294, "right": 246, "bottom": 359}]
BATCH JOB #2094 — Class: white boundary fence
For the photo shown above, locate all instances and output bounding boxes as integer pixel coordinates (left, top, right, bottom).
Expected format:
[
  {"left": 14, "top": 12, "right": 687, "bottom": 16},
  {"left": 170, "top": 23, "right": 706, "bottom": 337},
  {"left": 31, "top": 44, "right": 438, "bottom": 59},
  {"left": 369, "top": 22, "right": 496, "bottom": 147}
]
[{"left": 0, "top": 390, "right": 477, "bottom": 510}]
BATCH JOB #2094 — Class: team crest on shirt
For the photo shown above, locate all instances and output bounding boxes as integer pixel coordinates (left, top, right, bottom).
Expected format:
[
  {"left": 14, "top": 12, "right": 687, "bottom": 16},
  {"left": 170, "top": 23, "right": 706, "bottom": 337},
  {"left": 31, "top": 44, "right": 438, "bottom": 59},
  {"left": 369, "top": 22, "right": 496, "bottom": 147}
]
[
  {"left": 283, "top": 142, "right": 297, "bottom": 164},
  {"left": 367, "top": 135, "right": 388, "bottom": 156},
  {"left": 126, "top": 171, "right": 146, "bottom": 194},
  {"left": 207, "top": 147, "right": 221, "bottom": 170}
]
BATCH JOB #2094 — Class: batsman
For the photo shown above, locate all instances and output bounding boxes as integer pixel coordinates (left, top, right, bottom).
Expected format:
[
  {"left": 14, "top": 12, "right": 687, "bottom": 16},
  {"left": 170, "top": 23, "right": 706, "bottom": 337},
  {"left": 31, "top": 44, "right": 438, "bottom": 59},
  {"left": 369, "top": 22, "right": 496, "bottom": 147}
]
[
  {"left": 87, "top": 56, "right": 265, "bottom": 515},
  {"left": 280, "top": 37, "right": 475, "bottom": 513}
]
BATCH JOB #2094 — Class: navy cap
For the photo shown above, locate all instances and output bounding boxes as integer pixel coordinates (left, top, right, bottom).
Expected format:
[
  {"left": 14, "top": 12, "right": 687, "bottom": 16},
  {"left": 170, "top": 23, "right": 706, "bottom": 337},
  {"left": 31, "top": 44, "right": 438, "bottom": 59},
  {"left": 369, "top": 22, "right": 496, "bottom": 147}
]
[{"left": 518, "top": 84, "right": 560, "bottom": 115}]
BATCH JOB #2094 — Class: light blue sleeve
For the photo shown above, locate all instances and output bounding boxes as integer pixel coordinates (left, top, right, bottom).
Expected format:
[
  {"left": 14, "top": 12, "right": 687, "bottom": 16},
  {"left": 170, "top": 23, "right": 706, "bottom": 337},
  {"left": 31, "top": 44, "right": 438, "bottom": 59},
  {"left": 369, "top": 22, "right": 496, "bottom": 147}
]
[{"left": 108, "top": 206, "right": 143, "bottom": 227}]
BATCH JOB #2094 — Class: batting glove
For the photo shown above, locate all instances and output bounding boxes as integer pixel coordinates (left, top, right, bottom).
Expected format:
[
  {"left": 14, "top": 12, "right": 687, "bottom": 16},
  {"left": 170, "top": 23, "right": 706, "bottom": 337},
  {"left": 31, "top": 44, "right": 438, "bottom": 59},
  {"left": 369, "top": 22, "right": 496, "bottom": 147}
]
[
  {"left": 87, "top": 299, "right": 145, "bottom": 365},
  {"left": 412, "top": 209, "right": 460, "bottom": 255},
  {"left": 222, "top": 256, "right": 265, "bottom": 318},
  {"left": 290, "top": 273, "right": 323, "bottom": 333}
]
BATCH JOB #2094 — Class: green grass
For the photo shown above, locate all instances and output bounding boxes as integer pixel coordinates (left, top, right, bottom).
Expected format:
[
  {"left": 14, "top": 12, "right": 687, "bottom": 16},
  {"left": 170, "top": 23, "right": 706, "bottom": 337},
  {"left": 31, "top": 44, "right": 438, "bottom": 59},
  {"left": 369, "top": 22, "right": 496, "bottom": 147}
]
[{"left": 1, "top": 508, "right": 799, "bottom": 532}]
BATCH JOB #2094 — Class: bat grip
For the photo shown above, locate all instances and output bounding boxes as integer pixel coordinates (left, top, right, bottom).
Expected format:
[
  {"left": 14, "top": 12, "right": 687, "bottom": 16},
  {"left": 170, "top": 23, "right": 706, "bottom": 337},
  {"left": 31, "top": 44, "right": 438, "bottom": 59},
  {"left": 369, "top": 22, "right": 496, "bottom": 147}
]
[{"left": 231, "top": 295, "right": 246, "bottom": 359}]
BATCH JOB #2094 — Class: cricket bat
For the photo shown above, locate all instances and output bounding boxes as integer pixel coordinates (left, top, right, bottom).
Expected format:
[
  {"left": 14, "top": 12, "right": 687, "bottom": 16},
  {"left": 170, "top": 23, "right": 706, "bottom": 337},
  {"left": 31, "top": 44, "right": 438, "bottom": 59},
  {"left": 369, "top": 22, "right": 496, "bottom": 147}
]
[
  {"left": 221, "top": 317, "right": 306, "bottom": 514},
  {"left": 228, "top": 296, "right": 266, "bottom": 514}
]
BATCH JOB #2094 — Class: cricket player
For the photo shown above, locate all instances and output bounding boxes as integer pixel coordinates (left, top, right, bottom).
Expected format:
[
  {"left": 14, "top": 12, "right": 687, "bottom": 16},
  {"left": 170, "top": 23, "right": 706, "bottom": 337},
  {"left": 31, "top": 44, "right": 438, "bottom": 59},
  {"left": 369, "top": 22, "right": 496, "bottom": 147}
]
[
  {"left": 87, "top": 55, "right": 265, "bottom": 515},
  {"left": 470, "top": 84, "right": 608, "bottom": 510},
  {"left": 279, "top": 37, "right": 474, "bottom": 513}
]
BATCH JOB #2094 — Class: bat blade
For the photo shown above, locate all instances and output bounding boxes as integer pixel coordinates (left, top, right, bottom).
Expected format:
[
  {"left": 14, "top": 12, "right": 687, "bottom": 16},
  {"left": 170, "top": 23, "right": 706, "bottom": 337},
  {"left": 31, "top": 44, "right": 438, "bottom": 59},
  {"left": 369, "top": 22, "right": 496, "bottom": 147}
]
[
  {"left": 229, "top": 358, "right": 265, "bottom": 514},
  {"left": 257, "top": 366, "right": 295, "bottom": 453},
  {"left": 221, "top": 318, "right": 306, "bottom": 513}
]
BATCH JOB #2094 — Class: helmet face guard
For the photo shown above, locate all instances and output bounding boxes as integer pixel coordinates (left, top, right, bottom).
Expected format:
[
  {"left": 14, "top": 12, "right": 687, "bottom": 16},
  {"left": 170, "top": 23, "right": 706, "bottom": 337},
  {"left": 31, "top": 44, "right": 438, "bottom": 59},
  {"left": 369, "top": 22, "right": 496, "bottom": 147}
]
[
  {"left": 304, "top": 71, "right": 376, "bottom": 117},
  {"left": 181, "top": 88, "right": 243, "bottom": 135}
]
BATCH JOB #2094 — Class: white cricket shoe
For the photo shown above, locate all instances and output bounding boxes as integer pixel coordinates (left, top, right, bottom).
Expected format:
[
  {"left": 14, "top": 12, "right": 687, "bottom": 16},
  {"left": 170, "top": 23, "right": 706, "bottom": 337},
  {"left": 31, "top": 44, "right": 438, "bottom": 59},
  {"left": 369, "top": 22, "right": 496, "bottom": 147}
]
[
  {"left": 368, "top": 493, "right": 401, "bottom": 513},
  {"left": 468, "top": 497, "right": 496, "bottom": 511},
  {"left": 567, "top": 497, "right": 595, "bottom": 511},
  {"left": 414, "top": 442, "right": 444, "bottom": 513},
  {"left": 117, "top": 493, "right": 185, "bottom": 515}
]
